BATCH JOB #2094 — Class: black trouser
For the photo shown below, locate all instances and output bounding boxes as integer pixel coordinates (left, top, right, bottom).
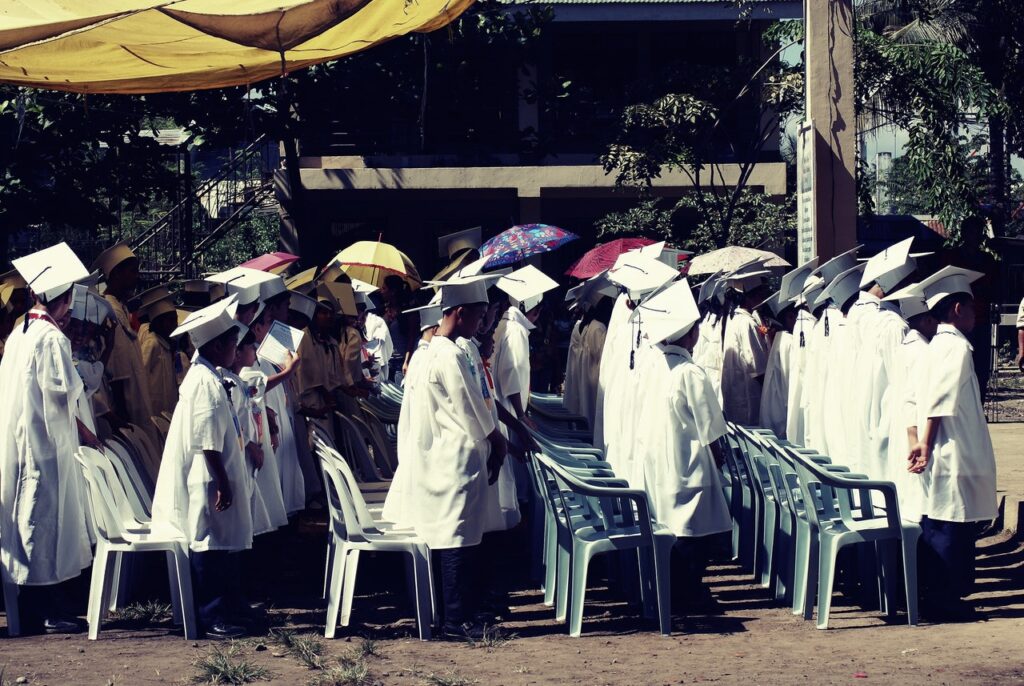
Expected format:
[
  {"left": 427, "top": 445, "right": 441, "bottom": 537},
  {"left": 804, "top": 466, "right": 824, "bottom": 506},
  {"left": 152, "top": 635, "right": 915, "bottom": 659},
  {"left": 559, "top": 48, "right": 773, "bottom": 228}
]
[
  {"left": 17, "top": 580, "right": 77, "bottom": 631},
  {"left": 190, "top": 550, "right": 243, "bottom": 629},
  {"left": 435, "top": 545, "right": 482, "bottom": 627},
  {"left": 919, "top": 517, "right": 977, "bottom": 606},
  {"left": 672, "top": 536, "right": 713, "bottom": 597}
]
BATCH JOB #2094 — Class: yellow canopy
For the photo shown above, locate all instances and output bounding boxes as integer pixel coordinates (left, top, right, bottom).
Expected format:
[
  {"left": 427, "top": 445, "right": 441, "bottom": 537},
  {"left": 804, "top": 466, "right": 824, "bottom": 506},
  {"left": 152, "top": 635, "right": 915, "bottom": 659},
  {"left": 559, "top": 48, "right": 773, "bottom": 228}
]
[{"left": 0, "top": 0, "right": 473, "bottom": 94}]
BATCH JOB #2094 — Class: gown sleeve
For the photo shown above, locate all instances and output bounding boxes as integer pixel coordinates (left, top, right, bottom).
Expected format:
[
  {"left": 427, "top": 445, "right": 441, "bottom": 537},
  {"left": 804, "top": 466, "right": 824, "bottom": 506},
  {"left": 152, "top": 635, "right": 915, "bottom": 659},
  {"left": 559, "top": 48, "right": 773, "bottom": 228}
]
[
  {"left": 434, "top": 347, "right": 496, "bottom": 442},
  {"left": 923, "top": 342, "right": 968, "bottom": 420},
  {"left": 683, "top": 364, "right": 728, "bottom": 446}
]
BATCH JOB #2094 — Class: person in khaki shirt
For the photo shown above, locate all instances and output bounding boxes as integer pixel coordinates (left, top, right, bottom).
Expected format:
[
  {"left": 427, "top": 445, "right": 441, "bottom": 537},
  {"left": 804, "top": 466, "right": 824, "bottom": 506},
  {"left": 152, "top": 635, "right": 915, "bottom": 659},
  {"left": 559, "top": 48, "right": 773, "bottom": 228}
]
[
  {"left": 139, "top": 296, "right": 189, "bottom": 419},
  {"left": 295, "top": 296, "right": 343, "bottom": 438},
  {"left": 93, "top": 242, "right": 158, "bottom": 443}
]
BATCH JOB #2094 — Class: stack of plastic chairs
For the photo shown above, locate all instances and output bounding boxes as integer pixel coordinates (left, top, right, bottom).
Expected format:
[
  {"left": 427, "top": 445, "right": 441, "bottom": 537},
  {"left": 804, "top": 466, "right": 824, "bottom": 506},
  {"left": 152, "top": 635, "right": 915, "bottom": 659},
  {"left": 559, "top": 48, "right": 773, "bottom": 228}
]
[
  {"left": 311, "top": 434, "right": 434, "bottom": 640},
  {"left": 74, "top": 447, "right": 196, "bottom": 640}
]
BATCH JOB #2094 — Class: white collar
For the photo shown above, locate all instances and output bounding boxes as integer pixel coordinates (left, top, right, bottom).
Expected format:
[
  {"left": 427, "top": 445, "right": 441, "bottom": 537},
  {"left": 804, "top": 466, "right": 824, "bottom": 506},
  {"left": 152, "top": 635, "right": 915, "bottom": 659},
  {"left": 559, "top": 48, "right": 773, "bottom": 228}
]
[
  {"left": 504, "top": 306, "right": 536, "bottom": 331},
  {"left": 936, "top": 322, "right": 970, "bottom": 349},
  {"left": 658, "top": 342, "right": 692, "bottom": 360}
]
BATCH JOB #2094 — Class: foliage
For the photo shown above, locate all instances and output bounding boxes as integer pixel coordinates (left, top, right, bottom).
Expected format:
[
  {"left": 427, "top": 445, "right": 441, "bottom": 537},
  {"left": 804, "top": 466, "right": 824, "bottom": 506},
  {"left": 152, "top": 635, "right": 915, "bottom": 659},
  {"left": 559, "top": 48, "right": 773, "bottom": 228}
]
[
  {"left": 191, "top": 643, "right": 270, "bottom": 685},
  {"left": 109, "top": 600, "right": 172, "bottom": 626}
]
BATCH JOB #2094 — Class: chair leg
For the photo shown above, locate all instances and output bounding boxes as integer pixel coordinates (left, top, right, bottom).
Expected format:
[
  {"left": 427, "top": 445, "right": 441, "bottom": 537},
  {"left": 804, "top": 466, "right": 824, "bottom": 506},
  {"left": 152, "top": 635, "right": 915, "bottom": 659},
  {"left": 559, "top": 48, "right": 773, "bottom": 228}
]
[
  {"left": 568, "top": 545, "right": 593, "bottom": 637},
  {"left": 803, "top": 535, "right": 819, "bottom": 621},
  {"left": 323, "top": 537, "right": 334, "bottom": 600},
  {"left": 900, "top": 535, "right": 919, "bottom": 627},
  {"left": 651, "top": 539, "right": 674, "bottom": 636},
  {"left": 87, "top": 542, "right": 113, "bottom": 640},
  {"left": 165, "top": 551, "right": 183, "bottom": 627},
  {"left": 879, "top": 540, "right": 900, "bottom": 619},
  {"left": 107, "top": 551, "right": 122, "bottom": 613},
  {"left": 2, "top": 575, "right": 20, "bottom": 637},
  {"left": 173, "top": 547, "right": 198, "bottom": 641},
  {"left": 555, "top": 534, "right": 571, "bottom": 623},
  {"left": 543, "top": 516, "right": 557, "bottom": 606},
  {"left": 340, "top": 549, "right": 361, "bottom": 628},
  {"left": 324, "top": 543, "right": 347, "bottom": 639},
  {"left": 791, "top": 526, "right": 809, "bottom": 615},
  {"left": 410, "top": 546, "right": 433, "bottom": 641},
  {"left": 815, "top": 537, "right": 840, "bottom": 630}
]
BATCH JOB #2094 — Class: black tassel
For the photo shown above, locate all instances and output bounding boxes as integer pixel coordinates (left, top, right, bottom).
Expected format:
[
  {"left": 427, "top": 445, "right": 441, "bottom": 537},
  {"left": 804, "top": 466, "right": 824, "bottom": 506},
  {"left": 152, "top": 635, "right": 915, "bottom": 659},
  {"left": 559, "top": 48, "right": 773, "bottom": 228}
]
[
  {"left": 824, "top": 312, "right": 830, "bottom": 337},
  {"left": 800, "top": 329, "right": 805, "bottom": 348},
  {"left": 630, "top": 349, "right": 635, "bottom": 370}
]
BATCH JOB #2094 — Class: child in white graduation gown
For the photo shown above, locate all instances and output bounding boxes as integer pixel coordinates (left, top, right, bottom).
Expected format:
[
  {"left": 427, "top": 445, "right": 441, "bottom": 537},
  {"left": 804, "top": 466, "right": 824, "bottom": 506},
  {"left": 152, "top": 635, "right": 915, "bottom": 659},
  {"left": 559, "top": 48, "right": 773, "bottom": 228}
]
[
  {"left": 631, "top": 281, "right": 731, "bottom": 602},
  {"left": 721, "top": 265, "right": 771, "bottom": 425},
  {"left": 908, "top": 267, "right": 997, "bottom": 620},
  {"left": 150, "top": 298, "right": 254, "bottom": 638}
]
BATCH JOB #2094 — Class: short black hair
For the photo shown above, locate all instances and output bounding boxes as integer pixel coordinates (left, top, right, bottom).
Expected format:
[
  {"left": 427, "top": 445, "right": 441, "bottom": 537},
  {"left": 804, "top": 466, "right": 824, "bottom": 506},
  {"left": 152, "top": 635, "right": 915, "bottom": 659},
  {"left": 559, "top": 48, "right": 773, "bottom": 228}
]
[
  {"left": 199, "top": 325, "right": 239, "bottom": 358},
  {"left": 930, "top": 292, "right": 972, "bottom": 322}
]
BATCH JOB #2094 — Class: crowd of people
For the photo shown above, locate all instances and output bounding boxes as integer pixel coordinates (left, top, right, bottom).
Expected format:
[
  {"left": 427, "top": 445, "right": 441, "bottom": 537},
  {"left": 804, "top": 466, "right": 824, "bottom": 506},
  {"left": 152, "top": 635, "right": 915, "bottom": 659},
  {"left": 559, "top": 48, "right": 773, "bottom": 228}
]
[{"left": 0, "top": 230, "right": 999, "bottom": 642}]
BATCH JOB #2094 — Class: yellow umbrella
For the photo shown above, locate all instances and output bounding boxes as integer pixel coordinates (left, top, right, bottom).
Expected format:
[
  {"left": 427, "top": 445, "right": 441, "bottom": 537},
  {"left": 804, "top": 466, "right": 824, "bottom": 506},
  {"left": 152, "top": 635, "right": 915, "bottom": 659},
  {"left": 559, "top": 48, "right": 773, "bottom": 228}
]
[
  {"left": 332, "top": 241, "right": 420, "bottom": 290},
  {"left": 0, "top": 0, "right": 473, "bottom": 94}
]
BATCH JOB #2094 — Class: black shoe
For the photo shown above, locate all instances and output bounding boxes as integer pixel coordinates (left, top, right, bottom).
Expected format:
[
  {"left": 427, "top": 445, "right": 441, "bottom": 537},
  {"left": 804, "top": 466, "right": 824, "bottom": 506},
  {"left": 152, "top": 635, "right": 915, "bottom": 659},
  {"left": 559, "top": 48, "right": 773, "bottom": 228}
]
[
  {"left": 43, "top": 617, "right": 82, "bottom": 634},
  {"left": 924, "top": 601, "right": 981, "bottom": 623},
  {"left": 204, "top": 622, "right": 247, "bottom": 640},
  {"left": 441, "top": 621, "right": 486, "bottom": 641}
]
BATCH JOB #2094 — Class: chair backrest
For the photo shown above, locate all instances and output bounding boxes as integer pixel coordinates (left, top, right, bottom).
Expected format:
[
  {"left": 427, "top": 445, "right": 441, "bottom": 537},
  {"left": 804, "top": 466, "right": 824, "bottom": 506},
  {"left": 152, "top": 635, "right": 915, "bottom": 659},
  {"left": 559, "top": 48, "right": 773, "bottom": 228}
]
[
  {"left": 102, "top": 438, "right": 151, "bottom": 521},
  {"left": 151, "top": 415, "right": 171, "bottom": 441},
  {"left": 311, "top": 436, "right": 381, "bottom": 534},
  {"left": 75, "top": 448, "right": 130, "bottom": 543},
  {"left": 334, "top": 412, "right": 387, "bottom": 482},
  {"left": 350, "top": 413, "right": 394, "bottom": 478},
  {"left": 315, "top": 447, "right": 368, "bottom": 542},
  {"left": 119, "top": 424, "right": 161, "bottom": 484},
  {"left": 357, "top": 410, "right": 398, "bottom": 473}
]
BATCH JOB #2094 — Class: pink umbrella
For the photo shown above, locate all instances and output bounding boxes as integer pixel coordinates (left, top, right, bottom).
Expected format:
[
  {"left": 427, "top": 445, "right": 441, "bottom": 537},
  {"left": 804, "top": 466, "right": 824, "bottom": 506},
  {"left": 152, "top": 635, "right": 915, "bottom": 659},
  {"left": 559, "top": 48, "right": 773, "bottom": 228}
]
[
  {"left": 565, "top": 237, "right": 656, "bottom": 279},
  {"left": 240, "top": 251, "right": 300, "bottom": 274}
]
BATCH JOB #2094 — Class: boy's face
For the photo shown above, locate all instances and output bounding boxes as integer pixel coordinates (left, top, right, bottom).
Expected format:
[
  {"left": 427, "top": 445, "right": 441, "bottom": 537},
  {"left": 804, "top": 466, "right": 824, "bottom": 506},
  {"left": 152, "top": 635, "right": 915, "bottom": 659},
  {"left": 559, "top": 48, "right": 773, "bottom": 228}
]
[
  {"left": 454, "top": 303, "right": 487, "bottom": 339},
  {"left": 236, "top": 341, "right": 257, "bottom": 368},
  {"left": 955, "top": 296, "right": 976, "bottom": 332}
]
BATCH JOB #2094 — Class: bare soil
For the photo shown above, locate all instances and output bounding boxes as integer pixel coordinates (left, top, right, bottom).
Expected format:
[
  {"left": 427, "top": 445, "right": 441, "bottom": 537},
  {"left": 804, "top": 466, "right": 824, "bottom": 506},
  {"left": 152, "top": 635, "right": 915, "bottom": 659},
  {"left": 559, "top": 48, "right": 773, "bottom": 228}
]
[{"left": 3, "top": 521, "right": 1023, "bottom": 686}]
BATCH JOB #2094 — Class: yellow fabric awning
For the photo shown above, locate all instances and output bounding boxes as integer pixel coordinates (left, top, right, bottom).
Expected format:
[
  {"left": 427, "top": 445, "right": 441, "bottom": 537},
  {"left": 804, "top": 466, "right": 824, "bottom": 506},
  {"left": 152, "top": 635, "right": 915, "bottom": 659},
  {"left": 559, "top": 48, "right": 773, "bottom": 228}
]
[{"left": 0, "top": 0, "right": 473, "bottom": 94}]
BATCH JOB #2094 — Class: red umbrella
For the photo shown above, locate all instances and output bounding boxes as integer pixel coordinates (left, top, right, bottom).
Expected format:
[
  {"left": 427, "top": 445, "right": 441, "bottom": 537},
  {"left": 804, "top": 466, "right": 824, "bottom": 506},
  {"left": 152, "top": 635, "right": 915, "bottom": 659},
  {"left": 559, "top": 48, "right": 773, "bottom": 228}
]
[
  {"left": 240, "top": 251, "right": 300, "bottom": 274},
  {"left": 565, "top": 237, "right": 656, "bottom": 279}
]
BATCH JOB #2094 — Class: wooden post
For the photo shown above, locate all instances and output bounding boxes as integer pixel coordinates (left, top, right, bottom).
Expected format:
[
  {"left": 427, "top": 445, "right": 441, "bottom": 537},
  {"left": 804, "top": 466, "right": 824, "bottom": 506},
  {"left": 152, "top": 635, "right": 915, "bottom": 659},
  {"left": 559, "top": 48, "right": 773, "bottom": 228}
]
[{"left": 804, "top": 0, "right": 857, "bottom": 259}]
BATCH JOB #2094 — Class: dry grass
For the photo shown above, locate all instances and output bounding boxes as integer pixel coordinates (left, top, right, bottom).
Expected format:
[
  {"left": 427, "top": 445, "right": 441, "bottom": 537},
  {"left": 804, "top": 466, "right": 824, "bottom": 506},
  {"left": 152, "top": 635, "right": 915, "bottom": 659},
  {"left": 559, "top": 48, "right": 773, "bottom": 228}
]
[
  {"left": 109, "top": 600, "right": 172, "bottom": 626},
  {"left": 191, "top": 642, "right": 269, "bottom": 685}
]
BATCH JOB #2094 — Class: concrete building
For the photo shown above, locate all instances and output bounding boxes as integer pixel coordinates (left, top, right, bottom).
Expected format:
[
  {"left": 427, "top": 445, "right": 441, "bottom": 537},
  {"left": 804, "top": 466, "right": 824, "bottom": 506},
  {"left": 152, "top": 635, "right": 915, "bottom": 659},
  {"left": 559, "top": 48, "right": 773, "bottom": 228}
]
[{"left": 286, "top": 0, "right": 801, "bottom": 274}]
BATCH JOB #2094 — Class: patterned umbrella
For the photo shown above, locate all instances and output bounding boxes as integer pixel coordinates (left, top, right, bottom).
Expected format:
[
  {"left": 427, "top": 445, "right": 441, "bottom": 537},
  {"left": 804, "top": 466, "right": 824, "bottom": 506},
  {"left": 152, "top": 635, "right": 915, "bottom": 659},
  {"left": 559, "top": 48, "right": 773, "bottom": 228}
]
[
  {"left": 687, "top": 246, "right": 790, "bottom": 276},
  {"left": 480, "top": 224, "right": 578, "bottom": 267},
  {"left": 564, "top": 237, "right": 656, "bottom": 279}
]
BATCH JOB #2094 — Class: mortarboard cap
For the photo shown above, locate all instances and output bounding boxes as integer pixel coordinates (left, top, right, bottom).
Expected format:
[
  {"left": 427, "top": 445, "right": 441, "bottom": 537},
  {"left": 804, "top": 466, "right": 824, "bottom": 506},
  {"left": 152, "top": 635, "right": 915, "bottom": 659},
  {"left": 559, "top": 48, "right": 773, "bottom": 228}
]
[
  {"left": 780, "top": 258, "right": 818, "bottom": 303},
  {"left": 909, "top": 266, "right": 984, "bottom": 310},
  {"left": 437, "top": 227, "right": 482, "bottom": 259},
  {"left": 405, "top": 291, "right": 443, "bottom": 331},
  {"left": 817, "top": 263, "right": 865, "bottom": 309},
  {"left": 722, "top": 258, "right": 772, "bottom": 293},
  {"left": 13, "top": 242, "right": 90, "bottom": 303},
  {"left": 859, "top": 237, "right": 932, "bottom": 293},
  {"left": 881, "top": 282, "right": 930, "bottom": 319},
  {"left": 797, "top": 275, "right": 826, "bottom": 308},
  {"left": 316, "top": 282, "right": 358, "bottom": 317},
  {"left": 607, "top": 252, "right": 678, "bottom": 299},
  {"left": 697, "top": 271, "right": 723, "bottom": 305},
  {"left": 207, "top": 267, "right": 276, "bottom": 307},
  {"left": 92, "top": 241, "right": 137, "bottom": 279},
  {"left": 289, "top": 291, "right": 319, "bottom": 320},
  {"left": 285, "top": 266, "right": 318, "bottom": 294},
  {"left": 70, "top": 285, "right": 115, "bottom": 326},
  {"left": 496, "top": 265, "right": 558, "bottom": 312},
  {"left": 757, "top": 290, "right": 790, "bottom": 318},
  {"left": 814, "top": 245, "right": 861, "bottom": 284},
  {"left": 0, "top": 269, "right": 27, "bottom": 290},
  {"left": 424, "top": 273, "right": 501, "bottom": 311},
  {"left": 171, "top": 295, "right": 241, "bottom": 349},
  {"left": 629, "top": 279, "right": 701, "bottom": 344},
  {"left": 129, "top": 284, "right": 173, "bottom": 315}
]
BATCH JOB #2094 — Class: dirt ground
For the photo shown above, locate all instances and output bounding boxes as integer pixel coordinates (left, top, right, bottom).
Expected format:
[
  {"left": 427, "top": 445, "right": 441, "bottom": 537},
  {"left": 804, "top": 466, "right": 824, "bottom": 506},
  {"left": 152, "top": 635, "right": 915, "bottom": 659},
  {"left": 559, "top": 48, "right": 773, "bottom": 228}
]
[{"left": 3, "top": 522, "right": 1024, "bottom": 686}]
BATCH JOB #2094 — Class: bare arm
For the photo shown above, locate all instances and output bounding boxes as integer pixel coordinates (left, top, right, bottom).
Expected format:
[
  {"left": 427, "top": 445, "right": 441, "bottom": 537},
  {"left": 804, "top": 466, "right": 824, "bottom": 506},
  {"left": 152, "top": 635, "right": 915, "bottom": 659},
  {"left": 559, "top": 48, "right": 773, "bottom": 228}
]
[
  {"left": 1017, "top": 328, "right": 1024, "bottom": 371},
  {"left": 265, "top": 351, "right": 300, "bottom": 391},
  {"left": 908, "top": 417, "right": 941, "bottom": 474},
  {"left": 202, "top": 449, "right": 233, "bottom": 511}
]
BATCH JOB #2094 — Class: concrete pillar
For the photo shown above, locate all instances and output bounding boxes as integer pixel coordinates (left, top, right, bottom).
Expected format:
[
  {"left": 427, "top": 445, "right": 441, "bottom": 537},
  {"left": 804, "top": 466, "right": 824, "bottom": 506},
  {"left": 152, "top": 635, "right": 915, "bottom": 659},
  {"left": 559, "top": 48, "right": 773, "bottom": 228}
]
[{"left": 804, "top": 0, "right": 857, "bottom": 259}]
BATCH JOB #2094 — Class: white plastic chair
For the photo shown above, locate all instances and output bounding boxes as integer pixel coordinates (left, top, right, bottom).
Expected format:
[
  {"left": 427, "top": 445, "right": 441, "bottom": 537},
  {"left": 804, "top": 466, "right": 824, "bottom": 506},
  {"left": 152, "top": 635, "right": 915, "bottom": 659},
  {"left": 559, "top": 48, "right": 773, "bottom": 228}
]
[
  {"left": 74, "top": 447, "right": 197, "bottom": 640},
  {"left": 314, "top": 445, "right": 433, "bottom": 640}
]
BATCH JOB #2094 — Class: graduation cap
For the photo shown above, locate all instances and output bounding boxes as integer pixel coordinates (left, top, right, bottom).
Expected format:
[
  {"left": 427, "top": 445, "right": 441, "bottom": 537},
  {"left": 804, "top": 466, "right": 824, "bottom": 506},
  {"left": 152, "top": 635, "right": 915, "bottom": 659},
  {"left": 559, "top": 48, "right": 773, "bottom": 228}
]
[
  {"left": 315, "top": 263, "right": 351, "bottom": 286},
  {"left": 70, "top": 285, "right": 115, "bottom": 326},
  {"left": 881, "top": 282, "right": 930, "bottom": 319},
  {"left": 285, "top": 266, "right": 318, "bottom": 294},
  {"left": 722, "top": 259, "right": 771, "bottom": 293},
  {"left": 814, "top": 245, "right": 861, "bottom": 284},
  {"left": 289, "top": 291, "right": 319, "bottom": 320},
  {"left": 13, "top": 242, "right": 90, "bottom": 303},
  {"left": 424, "top": 273, "right": 502, "bottom": 311},
  {"left": 797, "top": 275, "right": 826, "bottom": 309},
  {"left": 181, "top": 279, "right": 227, "bottom": 309},
  {"left": 780, "top": 258, "right": 819, "bottom": 303},
  {"left": 141, "top": 297, "right": 177, "bottom": 322},
  {"left": 0, "top": 268, "right": 28, "bottom": 291},
  {"left": 129, "top": 284, "right": 173, "bottom": 318},
  {"left": 696, "top": 271, "right": 723, "bottom": 305},
  {"left": 438, "top": 227, "right": 482, "bottom": 260},
  {"left": 258, "top": 275, "right": 288, "bottom": 303},
  {"left": 607, "top": 252, "right": 678, "bottom": 299},
  {"left": 859, "top": 237, "right": 932, "bottom": 293},
  {"left": 817, "top": 263, "right": 865, "bottom": 309},
  {"left": 908, "top": 266, "right": 984, "bottom": 310},
  {"left": 496, "top": 265, "right": 558, "bottom": 313},
  {"left": 757, "top": 290, "right": 789, "bottom": 319},
  {"left": 316, "top": 282, "right": 358, "bottom": 317},
  {"left": 92, "top": 241, "right": 137, "bottom": 279},
  {"left": 405, "top": 291, "right": 443, "bottom": 331},
  {"left": 171, "top": 295, "right": 241, "bottom": 349},
  {"left": 207, "top": 267, "right": 277, "bottom": 307},
  {"left": 628, "top": 279, "right": 700, "bottom": 345}
]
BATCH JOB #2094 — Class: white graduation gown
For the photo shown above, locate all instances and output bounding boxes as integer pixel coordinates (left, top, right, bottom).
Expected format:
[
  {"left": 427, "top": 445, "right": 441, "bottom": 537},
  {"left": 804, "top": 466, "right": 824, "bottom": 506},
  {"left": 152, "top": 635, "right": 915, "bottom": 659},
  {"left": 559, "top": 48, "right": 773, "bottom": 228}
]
[
  {"left": 386, "top": 336, "right": 496, "bottom": 549},
  {"left": 258, "top": 357, "right": 305, "bottom": 514},
  {"left": 693, "top": 312, "right": 724, "bottom": 404},
  {"left": 150, "top": 358, "right": 253, "bottom": 552},
  {"left": 721, "top": 307, "right": 769, "bottom": 425},
  {"left": 576, "top": 320, "right": 607, "bottom": 430},
  {"left": 785, "top": 309, "right": 817, "bottom": 444},
  {"left": 562, "top": 320, "right": 584, "bottom": 414},
  {"left": 459, "top": 337, "right": 519, "bottom": 533},
  {"left": 848, "top": 294, "right": 908, "bottom": 478},
  {"left": 0, "top": 314, "right": 92, "bottom": 585},
  {"left": 238, "top": 367, "right": 289, "bottom": 531},
  {"left": 917, "top": 325, "right": 997, "bottom": 523},
  {"left": 221, "top": 369, "right": 275, "bottom": 536},
  {"left": 364, "top": 312, "right": 393, "bottom": 380},
  {"left": 819, "top": 312, "right": 857, "bottom": 466},
  {"left": 801, "top": 306, "right": 836, "bottom": 453},
  {"left": 633, "top": 344, "right": 731, "bottom": 538},
  {"left": 886, "top": 329, "right": 929, "bottom": 522},
  {"left": 593, "top": 294, "right": 631, "bottom": 453},
  {"left": 758, "top": 331, "right": 792, "bottom": 438},
  {"left": 492, "top": 307, "right": 533, "bottom": 418}
]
